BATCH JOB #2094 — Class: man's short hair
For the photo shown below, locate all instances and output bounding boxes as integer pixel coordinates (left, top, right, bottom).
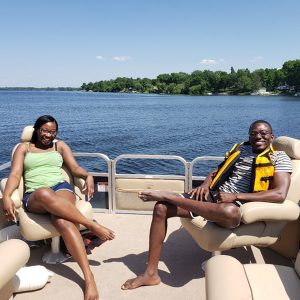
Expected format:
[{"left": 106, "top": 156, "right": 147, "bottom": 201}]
[{"left": 249, "top": 120, "right": 273, "bottom": 133}]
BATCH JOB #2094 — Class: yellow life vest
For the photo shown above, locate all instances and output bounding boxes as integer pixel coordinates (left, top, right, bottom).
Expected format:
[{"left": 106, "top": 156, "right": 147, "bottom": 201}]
[{"left": 209, "top": 143, "right": 275, "bottom": 192}]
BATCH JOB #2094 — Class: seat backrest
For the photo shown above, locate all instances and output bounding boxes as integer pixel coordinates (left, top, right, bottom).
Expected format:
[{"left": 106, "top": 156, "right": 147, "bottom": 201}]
[
  {"left": 273, "top": 136, "right": 300, "bottom": 203},
  {"left": 20, "top": 125, "right": 35, "bottom": 143}
]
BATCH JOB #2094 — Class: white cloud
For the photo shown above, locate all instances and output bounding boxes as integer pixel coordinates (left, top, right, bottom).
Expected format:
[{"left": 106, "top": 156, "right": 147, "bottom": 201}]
[
  {"left": 113, "top": 56, "right": 131, "bottom": 62},
  {"left": 96, "top": 55, "right": 105, "bottom": 60},
  {"left": 199, "top": 59, "right": 217, "bottom": 65},
  {"left": 250, "top": 56, "right": 264, "bottom": 62}
]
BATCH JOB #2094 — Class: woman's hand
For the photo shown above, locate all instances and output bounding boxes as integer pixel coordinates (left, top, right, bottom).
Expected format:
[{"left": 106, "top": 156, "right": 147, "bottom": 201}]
[
  {"left": 85, "top": 174, "right": 94, "bottom": 200},
  {"left": 2, "top": 196, "right": 17, "bottom": 222}
]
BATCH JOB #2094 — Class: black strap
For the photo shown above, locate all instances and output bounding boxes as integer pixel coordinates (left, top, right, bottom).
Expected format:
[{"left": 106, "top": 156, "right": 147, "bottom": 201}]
[
  {"left": 255, "top": 162, "right": 273, "bottom": 167},
  {"left": 260, "top": 176, "right": 273, "bottom": 182}
]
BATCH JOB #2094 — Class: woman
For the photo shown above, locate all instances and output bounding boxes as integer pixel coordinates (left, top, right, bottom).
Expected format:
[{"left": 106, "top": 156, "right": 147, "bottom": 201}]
[{"left": 2, "top": 115, "right": 115, "bottom": 300}]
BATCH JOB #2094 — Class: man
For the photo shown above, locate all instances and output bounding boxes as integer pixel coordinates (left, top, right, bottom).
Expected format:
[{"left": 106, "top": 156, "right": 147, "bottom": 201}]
[{"left": 121, "top": 120, "right": 292, "bottom": 290}]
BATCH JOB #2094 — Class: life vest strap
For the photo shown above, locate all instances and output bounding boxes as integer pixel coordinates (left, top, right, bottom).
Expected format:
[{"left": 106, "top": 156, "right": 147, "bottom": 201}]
[
  {"left": 260, "top": 176, "right": 273, "bottom": 182},
  {"left": 255, "top": 162, "right": 273, "bottom": 167}
]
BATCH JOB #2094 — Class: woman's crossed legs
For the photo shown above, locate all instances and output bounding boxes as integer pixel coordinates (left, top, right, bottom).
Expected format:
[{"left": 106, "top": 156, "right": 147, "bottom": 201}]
[{"left": 26, "top": 186, "right": 115, "bottom": 300}]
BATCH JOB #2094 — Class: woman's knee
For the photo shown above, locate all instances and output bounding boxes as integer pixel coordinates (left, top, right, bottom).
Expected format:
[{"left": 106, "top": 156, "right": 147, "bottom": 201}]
[
  {"left": 52, "top": 217, "right": 74, "bottom": 231},
  {"left": 33, "top": 188, "right": 56, "bottom": 204}
]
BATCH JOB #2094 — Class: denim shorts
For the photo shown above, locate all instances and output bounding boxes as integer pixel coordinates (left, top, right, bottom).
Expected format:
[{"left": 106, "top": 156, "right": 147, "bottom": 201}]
[{"left": 22, "top": 181, "right": 74, "bottom": 212}]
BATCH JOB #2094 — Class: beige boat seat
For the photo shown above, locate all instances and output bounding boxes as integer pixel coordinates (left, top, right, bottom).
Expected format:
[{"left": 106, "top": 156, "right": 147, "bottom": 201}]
[
  {"left": 205, "top": 251, "right": 300, "bottom": 300},
  {"left": 181, "top": 136, "right": 300, "bottom": 252},
  {"left": 0, "top": 126, "right": 93, "bottom": 264},
  {"left": 0, "top": 239, "right": 30, "bottom": 300}
]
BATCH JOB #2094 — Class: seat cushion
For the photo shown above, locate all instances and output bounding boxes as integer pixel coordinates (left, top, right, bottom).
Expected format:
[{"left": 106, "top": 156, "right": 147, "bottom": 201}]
[
  {"left": 0, "top": 239, "right": 30, "bottom": 291},
  {"left": 180, "top": 217, "right": 280, "bottom": 252},
  {"left": 245, "top": 264, "right": 300, "bottom": 300},
  {"left": 206, "top": 255, "right": 300, "bottom": 300}
]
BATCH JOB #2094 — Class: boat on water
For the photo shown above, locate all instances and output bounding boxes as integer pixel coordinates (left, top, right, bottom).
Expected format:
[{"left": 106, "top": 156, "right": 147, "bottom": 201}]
[{"left": 0, "top": 136, "right": 299, "bottom": 300}]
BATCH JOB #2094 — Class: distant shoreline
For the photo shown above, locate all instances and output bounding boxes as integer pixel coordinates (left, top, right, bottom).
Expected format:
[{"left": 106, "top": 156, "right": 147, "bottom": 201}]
[
  {"left": 0, "top": 87, "right": 80, "bottom": 91},
  {"left": 0, "top": 88, "right": 294, "bottom": 97}
]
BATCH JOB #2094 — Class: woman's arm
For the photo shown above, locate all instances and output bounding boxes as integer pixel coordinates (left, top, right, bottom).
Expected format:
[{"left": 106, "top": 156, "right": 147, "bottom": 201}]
[
  {"left": 2, "top": 144, "right": 26, "bottom": 222},
  {"left": 58, "top": 141, "right": 94, "bottom": 199}
]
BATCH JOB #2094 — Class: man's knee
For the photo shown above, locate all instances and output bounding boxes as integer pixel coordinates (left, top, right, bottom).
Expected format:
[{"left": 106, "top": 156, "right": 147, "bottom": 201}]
[
  {"left": 219, "top": 203, "right": 241, "bottom": 228},
  {"left": 153, "top": 201, "right": 168, "bottom": 220}
]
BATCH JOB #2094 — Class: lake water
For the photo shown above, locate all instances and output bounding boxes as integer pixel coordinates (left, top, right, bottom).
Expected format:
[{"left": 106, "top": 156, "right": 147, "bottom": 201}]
[{"left": 1, "top": 91, "right": 300, "bottom": 175}]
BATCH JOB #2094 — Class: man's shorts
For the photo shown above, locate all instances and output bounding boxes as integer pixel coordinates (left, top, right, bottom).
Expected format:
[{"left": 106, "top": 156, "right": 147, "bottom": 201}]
[
  {"left": 180, "top": 192, "right": 215, "bottom": 218},
  {"left": 22, "top": 181, "right": 75, "bottom": 212},
  {"left": 181, "top": 191, "right": 243, "bottom": 218}
]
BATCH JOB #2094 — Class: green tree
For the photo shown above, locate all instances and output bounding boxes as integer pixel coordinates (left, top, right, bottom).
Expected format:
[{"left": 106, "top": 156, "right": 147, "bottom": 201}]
[
  {"left": 282, "top": 60, "right": 300, "bottom": 92},
  {"left": 232, "top": 69, "right": 252, "bottom": 94},
  {"left": 157, "top": 74, "right": 172, "bottom": 84},
  {"left": 81, "top": 58, "right": 300, "bottom": 95},
  {"left": 188, "top": 82, "right": 207, "bottom": 95}
]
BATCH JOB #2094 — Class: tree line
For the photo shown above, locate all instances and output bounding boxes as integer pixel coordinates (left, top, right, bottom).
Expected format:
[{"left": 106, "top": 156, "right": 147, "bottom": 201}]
[{"left": 81, "top": 59, "right": 300, "bottom": 96}]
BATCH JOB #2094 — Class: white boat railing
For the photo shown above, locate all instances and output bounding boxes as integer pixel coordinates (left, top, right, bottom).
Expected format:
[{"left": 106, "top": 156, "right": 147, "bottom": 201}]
[
  {"left": 0, "top": 162, "right": 11, "bottom": 172},
  {"left": 73, "top": 152, "right": 112, "bottom": 212},
  {"left": 112, "top": 154, "right": 188, "bottom": 214},
  {"left": 0, "top": 153, "right": 224, "bottom": 213}
]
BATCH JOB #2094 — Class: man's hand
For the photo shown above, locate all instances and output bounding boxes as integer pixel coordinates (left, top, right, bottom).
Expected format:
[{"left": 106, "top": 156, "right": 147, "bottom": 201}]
[
  {"left": 217, "top": 192, "right": 238, "bottom": 203},
  {"left": 189, "top": 184, "right": 210, "bottom": 201}
]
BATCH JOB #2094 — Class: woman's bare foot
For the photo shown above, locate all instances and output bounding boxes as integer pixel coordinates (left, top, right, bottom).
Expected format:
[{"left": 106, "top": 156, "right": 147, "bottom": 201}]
[
  {"left": 121, "top": 273, "right": 161, "bottom": 290},
  {"left": 138, "top": 190, "right": 176, "bottom": 202},
  {"left": 84, "top": 277, "right": 99, "bottom": 300},
  {"left": 89, "top": 222, "right": 115, "bottom": 241}
]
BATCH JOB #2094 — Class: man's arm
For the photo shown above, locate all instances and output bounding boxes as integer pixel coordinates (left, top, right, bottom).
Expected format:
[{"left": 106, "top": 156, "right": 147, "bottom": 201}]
[{"left": 218, "top": 172, "right": 291, "bottom": 203}]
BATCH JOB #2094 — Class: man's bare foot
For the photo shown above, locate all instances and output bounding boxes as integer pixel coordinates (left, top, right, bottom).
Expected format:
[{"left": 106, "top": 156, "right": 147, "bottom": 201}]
[
  {"left": 84, "top": 277, "right": 99, "bottom": 300},
  {"left": 121, "top": 273, "right": 161, "bottom": 290},
  {"left": 89, "top": 222, "right": 115, "bottom": 241},
  {"left": 139, "top": 190, "right": 176, "bottom": 202}
]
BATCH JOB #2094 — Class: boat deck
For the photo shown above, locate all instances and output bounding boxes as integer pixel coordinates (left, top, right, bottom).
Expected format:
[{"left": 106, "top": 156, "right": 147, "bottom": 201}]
[{"left": 13, "top": 213, "right": 294, "bottom": 300}]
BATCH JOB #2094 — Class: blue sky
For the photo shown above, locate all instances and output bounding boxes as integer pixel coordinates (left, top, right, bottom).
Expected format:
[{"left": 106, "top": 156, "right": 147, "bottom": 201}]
[{"left": 1, "top": 0, "right": 299, "bottom": 87}]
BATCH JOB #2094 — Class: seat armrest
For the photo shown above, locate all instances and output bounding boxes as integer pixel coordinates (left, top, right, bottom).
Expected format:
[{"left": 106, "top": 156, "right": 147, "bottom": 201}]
[
  {"left": 240, "top": 200, "right": 299, "bottom": 224},
  {"left": 0, "top": 178, "right": 22, "bottom": 208},
  {"left": 0, "top": 239, "right": 30, "bottom": 290},
  {"left": 206, "top": 255, "right": 252, "bottom": 300},
  {"left": 0, "top": 178, "right": 6, "bottom": 194},
  {"left": 73, "top": 177, "right": 88, "bottom": 202},
  {"left": 73, "top": 177, "right": 86, "bottom": 191}
]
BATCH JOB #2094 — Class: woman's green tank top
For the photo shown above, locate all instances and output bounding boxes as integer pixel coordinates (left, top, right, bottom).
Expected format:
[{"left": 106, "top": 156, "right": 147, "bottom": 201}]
[{"left": 24, "top": 147, "right": 64, "bottom": 193}]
